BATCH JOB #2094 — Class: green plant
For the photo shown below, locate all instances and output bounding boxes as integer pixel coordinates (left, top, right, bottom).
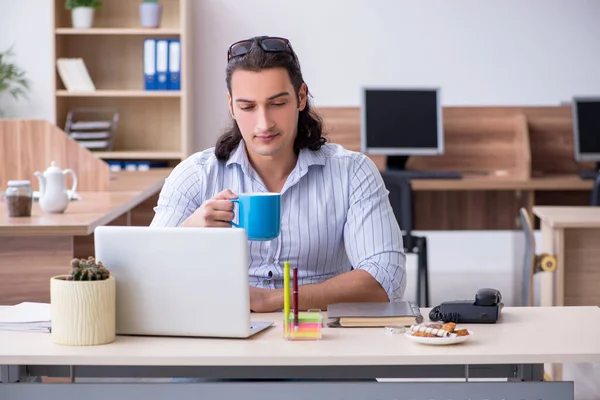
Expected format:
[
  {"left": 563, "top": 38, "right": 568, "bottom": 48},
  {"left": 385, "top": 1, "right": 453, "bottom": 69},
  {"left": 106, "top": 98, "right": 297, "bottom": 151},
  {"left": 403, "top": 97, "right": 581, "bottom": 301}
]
[
  {"left": 68, "top": 256, "right": 111, "bottom": 281},
  {"left": 65, "top": 0, "right": 102, "bottom": 10},
  {"left": 0, "top": 46, "right": 30, "bottom": 105}
]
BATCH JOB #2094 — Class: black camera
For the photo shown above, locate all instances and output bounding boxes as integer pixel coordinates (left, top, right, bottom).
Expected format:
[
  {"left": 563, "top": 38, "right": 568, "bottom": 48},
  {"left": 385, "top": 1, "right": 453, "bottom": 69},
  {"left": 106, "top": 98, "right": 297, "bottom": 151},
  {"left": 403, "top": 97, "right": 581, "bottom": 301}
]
[{"left": 429, "top": 288, "right": 503, "bottom": 324}]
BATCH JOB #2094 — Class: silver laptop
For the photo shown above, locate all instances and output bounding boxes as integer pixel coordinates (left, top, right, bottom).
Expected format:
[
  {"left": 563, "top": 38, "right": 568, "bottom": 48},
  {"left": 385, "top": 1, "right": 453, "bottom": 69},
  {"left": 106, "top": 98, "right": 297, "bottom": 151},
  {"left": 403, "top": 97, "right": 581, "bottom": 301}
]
[{"left": 94, "top": 226, "right": 273, "bottom": 338}]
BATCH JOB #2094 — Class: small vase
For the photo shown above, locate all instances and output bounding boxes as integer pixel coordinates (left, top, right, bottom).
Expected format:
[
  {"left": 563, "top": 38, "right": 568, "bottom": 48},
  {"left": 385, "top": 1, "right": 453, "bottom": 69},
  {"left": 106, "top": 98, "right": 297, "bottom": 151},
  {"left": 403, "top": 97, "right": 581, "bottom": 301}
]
[
  {"left": 71, "top": 7, "right": 95, "bottom": 29},
  {"left": 139, "top": 3, "right": 162, "bottom": 28}
]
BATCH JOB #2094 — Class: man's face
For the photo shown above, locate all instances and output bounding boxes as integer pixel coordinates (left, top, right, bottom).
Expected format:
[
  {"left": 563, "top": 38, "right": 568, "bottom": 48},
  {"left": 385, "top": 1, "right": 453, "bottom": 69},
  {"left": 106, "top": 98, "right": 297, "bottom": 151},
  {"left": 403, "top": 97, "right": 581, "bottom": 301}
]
[{"left": 228, "top": 67, "right": 307, "bottom": 159}]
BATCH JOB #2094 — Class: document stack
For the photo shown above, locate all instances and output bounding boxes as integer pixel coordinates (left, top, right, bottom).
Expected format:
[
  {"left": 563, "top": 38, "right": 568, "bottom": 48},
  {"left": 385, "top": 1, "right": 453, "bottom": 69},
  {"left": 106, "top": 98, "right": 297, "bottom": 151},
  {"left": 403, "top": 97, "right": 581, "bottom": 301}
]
[
  {"left": 0, "top": 302, "right": 51, "bottom": 333},
  {"left": 143, "top": 38, "right": 181, "bottom": 90}
]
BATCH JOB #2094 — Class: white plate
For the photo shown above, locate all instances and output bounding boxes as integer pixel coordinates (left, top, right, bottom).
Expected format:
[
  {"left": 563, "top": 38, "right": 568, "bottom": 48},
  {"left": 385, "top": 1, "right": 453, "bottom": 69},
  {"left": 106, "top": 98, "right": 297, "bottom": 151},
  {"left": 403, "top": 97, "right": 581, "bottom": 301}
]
[{"left": 404, "top": 329, "right": 474, "bottom": 345}]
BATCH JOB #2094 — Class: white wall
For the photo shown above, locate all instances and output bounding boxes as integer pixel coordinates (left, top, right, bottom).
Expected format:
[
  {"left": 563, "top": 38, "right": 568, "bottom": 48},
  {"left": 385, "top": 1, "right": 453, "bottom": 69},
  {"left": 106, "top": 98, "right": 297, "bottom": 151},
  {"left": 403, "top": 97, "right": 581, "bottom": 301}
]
[
  {"left": 1, "top": 1, "right": 596, "bottom": 306},
  {"left": 0, "top": 0, "right": 53, "bottom": 119},
  {"left": 193, "top": 0, "right": 600, "bottom": 151}
]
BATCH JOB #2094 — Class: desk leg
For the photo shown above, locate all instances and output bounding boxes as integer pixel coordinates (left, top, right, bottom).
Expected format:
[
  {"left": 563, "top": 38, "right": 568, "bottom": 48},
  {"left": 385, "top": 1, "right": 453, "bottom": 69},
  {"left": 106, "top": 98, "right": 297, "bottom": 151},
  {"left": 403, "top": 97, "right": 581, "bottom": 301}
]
[
  {"left": 540, "top": 221, "right": 564, "bottom": 381},
  {"left": 538, "top": 222, "right": 565, "bottom": 307},
  {"left": 0, "top": 236, "right": 73, "bottom": 304}
]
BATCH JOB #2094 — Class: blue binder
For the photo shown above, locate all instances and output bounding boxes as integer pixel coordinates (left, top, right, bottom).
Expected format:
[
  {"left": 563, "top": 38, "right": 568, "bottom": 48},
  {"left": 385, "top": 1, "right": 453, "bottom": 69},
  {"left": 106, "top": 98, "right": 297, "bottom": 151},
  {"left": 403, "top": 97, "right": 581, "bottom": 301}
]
[
  {"left": 168, "top": 39, "right": 181, "bottom": 91},
  {"left": 143, "top": 39, "right": 157, "bottom": 90},
  {"left": 155, "top": 39, "right": 169, "bottom": 90}
]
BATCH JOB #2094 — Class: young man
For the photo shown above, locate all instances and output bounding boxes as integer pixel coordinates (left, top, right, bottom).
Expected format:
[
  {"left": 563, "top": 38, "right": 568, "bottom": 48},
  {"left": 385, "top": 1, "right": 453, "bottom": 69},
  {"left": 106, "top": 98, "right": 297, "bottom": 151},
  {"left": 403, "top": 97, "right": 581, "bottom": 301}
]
[{"left": 150, "top": 36, "right": 406, "bottom": 312}]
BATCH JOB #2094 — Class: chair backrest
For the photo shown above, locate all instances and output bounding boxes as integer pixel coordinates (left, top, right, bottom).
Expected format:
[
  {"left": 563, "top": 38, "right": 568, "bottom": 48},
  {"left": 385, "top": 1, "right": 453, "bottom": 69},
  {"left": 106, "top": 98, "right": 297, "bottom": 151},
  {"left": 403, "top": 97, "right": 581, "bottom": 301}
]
[
  {"left": 519, "top": 207, "right": 536, "bottom": 306},
  {"left": 592, "top": 175, "right": 600, "bottom": 206},
  {"left": 380, "top": 172, "right": 413, "bottom": 235}
]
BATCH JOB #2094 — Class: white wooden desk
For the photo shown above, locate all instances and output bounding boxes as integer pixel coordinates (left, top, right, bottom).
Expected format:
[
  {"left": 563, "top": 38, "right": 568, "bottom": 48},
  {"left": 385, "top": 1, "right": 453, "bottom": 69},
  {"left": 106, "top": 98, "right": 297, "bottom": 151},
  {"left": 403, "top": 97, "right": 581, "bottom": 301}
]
[{"left": 2, "top": 306, "right": 599, "bottom": 400}]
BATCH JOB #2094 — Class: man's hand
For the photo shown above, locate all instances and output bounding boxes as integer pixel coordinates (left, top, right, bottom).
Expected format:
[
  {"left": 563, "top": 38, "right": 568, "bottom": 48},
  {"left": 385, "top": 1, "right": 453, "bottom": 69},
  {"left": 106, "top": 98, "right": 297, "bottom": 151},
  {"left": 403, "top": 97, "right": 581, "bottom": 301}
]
[
  {"left": 249, "top": 286, "right": 281, "bottom": 313},
  {"left": 181, "top": 189, "right": 237, "bottom": 227}
]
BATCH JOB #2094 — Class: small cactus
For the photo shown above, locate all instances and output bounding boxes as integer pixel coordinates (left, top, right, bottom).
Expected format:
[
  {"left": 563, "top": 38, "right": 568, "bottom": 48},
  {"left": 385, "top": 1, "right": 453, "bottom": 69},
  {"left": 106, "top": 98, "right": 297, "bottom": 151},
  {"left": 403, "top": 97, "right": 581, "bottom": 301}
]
[{"left": 68, "top": 256, "right": 110, "bottom": 281}]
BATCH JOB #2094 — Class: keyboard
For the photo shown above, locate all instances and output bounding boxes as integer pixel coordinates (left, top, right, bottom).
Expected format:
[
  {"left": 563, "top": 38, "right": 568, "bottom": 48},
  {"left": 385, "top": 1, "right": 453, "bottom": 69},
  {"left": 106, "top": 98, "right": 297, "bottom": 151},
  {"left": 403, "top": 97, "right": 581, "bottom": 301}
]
[
  {"left": 382, "top": 170, "right": 462, "bottom": 180},
  {"left": 579, "top": 170, "right": 600, "bottom": 180}
]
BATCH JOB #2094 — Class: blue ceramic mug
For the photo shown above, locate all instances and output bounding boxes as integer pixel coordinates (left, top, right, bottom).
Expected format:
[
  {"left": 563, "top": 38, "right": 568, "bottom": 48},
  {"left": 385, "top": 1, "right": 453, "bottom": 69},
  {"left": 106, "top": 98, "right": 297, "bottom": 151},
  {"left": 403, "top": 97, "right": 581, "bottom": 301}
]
[{"left": 230, "top": 193, "right": 281, "bottom": 241}]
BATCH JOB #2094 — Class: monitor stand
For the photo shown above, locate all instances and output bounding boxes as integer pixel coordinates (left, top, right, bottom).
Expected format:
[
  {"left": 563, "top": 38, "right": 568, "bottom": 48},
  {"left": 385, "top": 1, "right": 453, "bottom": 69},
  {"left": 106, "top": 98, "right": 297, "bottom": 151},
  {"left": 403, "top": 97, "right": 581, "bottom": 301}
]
[
  {"left": 385, "top": 156, "right": 462, "bottom": 179},
  {"left": 579, "top": 162, "right": 600, "bottom": 180}
]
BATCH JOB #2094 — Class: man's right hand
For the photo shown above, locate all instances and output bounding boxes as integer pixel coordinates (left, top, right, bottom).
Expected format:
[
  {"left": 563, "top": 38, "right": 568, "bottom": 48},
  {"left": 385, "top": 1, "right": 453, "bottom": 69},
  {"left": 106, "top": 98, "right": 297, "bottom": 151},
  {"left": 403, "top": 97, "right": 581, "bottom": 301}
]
[{"left": 181, "top": 189, "right": 238, "bottom": 227}]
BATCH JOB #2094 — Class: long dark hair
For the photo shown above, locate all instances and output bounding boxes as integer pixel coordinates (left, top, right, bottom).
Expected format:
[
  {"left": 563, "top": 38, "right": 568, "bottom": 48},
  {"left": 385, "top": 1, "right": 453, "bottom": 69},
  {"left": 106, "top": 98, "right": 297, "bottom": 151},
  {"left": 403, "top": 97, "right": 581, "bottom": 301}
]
[{"left": 215, "top": 36, "right": 326, "bottom": 161}]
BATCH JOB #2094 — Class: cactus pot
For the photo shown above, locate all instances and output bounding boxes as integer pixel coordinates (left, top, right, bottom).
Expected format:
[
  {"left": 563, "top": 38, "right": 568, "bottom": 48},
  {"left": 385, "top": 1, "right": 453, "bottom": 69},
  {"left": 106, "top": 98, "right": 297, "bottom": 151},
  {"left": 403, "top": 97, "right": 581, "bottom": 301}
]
[{"left": 50, "top": 275, "right": 116, "bottom": 346}]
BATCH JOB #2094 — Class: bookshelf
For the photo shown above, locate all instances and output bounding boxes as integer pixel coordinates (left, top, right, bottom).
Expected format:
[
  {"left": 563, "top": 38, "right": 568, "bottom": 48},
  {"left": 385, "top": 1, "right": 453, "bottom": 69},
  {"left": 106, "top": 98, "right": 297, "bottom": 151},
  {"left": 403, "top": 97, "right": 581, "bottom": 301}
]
[{"left": 51, "top": 0, "right": 192, "bottom": 164}]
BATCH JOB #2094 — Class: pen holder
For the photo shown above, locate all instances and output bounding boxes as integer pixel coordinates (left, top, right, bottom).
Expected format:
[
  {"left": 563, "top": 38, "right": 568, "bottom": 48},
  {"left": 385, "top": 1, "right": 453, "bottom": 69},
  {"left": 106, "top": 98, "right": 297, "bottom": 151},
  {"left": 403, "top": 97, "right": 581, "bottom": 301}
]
[{"left": 283, "top": 309, "right": 323, "bottom": 341}]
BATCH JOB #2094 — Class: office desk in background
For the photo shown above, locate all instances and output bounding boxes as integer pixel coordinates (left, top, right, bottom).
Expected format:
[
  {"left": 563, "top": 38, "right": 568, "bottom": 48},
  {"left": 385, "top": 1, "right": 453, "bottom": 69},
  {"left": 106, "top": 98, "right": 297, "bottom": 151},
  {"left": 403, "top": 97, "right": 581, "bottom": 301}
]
[
  {"left": 533, "top": 206, "right": 600, "bottom": 308},
  {"left": 1, "top": 306, "right": 598, "bottom": 399},
  {"left": 0, "top": 169, "right": 171, "bottom": 305}
]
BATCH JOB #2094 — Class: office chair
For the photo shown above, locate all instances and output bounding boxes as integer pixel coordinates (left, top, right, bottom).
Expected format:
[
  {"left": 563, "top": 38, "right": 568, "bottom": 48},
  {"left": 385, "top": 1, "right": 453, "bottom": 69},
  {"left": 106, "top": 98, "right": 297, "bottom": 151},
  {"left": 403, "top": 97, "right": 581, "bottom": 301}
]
[
  {"left": 381, "top": 172, "right": 430, "bottom": 307},
  {"left": 591, "top": 174, "right": 600, "bottom": 206},
  {"left": 519, "top": 208, "right": 557, "bottom": 306}
]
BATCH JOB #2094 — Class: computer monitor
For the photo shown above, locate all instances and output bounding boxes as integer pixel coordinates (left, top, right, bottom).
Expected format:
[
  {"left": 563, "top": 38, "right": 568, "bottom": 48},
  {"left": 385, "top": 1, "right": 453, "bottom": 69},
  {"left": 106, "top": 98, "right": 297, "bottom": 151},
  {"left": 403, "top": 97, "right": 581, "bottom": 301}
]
[
  {"left": 361, "top": 87, "right": 443, "bottom": 170},
  {"left": 572, "top": 97, "right": 600, "bottom": 172}
]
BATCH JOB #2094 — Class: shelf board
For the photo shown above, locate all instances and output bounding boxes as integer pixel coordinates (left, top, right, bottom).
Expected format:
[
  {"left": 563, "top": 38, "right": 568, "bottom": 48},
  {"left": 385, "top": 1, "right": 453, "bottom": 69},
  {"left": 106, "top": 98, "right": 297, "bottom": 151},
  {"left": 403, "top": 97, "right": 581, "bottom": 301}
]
[
  {"left": 56, "top": 90, "right": 181, "bottom": 98},
  {"left": 92, "top": 151, "right": 183, "bottom": 160},
  {"left": 55, "top": 28, "right": 181, "bottom": 35}
]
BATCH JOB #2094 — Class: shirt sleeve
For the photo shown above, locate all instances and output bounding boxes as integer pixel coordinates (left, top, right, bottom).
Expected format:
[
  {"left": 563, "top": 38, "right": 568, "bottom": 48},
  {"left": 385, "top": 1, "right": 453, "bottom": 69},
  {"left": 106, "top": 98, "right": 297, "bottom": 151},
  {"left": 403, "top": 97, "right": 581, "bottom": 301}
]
[
  {"left": 150, "top": 157, "right": 204, "bottom": 227},
  {"left": 343, "top": 154, "right": 407, "bottom": 301}
]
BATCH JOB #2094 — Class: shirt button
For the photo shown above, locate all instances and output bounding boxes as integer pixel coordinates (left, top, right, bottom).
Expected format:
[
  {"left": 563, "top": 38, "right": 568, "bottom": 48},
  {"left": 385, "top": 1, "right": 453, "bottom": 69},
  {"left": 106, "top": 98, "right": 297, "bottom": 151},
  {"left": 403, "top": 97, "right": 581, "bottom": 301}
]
[{"left": 268, "top": 257, "right": 274, "bottom": 263}]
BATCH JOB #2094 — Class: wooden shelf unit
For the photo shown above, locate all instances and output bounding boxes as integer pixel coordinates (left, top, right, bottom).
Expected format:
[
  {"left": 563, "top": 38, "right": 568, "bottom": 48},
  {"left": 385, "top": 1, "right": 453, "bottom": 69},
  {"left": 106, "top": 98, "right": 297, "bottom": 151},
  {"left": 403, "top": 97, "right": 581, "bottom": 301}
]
[{"left": 51, "top": 0, "right": 192, "bottom": 165}]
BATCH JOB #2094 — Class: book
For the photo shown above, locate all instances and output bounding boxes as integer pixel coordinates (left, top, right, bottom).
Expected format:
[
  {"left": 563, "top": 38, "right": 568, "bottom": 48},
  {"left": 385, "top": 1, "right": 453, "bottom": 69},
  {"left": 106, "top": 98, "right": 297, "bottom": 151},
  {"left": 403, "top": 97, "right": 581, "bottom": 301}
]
[
  {"left": 327, "top": 301, "right": 423, "bottom": 327},
  {"left": 0, "top": 302, "right": 51, "bottom": 333},
  {"left": 56, "top": 58, "right": 95, "bottom": 92}
]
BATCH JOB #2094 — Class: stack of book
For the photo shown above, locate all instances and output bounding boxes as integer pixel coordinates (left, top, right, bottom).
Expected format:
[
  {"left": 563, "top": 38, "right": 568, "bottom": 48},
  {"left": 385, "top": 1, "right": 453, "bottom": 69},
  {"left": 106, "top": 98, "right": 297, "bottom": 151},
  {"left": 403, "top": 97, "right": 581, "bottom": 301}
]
[{"left": 327, "top": 301, "right": 423, "bottom": 327}]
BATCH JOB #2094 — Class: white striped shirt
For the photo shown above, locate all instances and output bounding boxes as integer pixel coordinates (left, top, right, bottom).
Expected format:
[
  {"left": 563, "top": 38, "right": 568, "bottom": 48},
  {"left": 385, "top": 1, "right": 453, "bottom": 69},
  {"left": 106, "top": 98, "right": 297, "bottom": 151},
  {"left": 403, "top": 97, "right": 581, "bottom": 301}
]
[{"left": 150, "top": 140, "right": 407, "bottom": 300}]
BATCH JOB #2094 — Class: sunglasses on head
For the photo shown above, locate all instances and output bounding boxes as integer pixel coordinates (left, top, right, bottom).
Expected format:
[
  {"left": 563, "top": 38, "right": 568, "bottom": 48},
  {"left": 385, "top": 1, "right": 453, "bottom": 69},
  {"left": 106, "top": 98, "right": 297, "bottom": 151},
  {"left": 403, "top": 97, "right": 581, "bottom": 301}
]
[{"left": 227, "top": 36, "right": 296, "bottom": 62}]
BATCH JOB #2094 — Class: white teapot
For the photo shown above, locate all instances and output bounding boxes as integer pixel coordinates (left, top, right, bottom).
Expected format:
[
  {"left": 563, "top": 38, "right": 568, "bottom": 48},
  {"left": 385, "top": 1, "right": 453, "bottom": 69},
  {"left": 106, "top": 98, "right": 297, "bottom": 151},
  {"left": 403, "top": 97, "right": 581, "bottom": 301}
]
[{"left": 34, "top": 161, "right": 78, "bottom": 214}]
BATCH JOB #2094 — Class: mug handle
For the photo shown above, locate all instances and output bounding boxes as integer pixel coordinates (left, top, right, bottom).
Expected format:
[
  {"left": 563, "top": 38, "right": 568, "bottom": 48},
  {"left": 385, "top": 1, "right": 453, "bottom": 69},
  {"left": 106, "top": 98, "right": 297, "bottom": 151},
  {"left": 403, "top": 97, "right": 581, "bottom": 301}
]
[{"left": 229, "top": 199, "right": 239, "bottom": 227}]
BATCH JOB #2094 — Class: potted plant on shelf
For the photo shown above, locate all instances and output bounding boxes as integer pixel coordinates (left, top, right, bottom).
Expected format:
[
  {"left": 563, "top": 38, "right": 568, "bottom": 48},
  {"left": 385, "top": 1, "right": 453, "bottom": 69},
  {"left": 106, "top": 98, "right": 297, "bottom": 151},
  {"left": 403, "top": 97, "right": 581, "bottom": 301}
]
[
  {"left": 139, "top": 0, "right": 162, "bottom": 28},
  {"left": 50, "top": 256, "right": 116, "bottom": 346},
  {"left": 65, "top": 0, "right": 102, "bottom": 29},
  {"left": 0, "top": 45, "right": 30, "bottom": 117}
]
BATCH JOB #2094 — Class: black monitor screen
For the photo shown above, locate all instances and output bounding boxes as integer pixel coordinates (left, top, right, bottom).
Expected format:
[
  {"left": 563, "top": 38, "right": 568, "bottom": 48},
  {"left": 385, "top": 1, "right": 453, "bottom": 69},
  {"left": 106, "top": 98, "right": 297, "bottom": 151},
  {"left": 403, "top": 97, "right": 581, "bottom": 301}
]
[
  {"left": 362, "top": 88, "right": 441, "bottom": 155},
  {"left": 574, "top": 100, "right": 600, "bottom": 160}
]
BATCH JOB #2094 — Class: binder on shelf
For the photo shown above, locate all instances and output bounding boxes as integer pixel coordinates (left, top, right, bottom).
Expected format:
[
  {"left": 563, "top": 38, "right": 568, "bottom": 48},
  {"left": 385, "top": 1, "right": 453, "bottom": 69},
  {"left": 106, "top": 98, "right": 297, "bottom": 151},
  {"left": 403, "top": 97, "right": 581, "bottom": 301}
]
[
  {"left": 168, "top": 39, "right": 181, "bottom": 91},
  {"left": 143, "top": 39, "right": 157, "bottom": 90},
  {"left": 156, "top": 39, "right": 169, "bottom": 90}
]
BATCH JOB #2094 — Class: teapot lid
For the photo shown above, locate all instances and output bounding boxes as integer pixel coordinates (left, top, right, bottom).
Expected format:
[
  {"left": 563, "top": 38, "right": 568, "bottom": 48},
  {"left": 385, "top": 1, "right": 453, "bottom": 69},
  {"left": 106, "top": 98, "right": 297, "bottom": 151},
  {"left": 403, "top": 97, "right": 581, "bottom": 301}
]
[{"left": 45, "top": 161, "right": 62, "bottom": 173}]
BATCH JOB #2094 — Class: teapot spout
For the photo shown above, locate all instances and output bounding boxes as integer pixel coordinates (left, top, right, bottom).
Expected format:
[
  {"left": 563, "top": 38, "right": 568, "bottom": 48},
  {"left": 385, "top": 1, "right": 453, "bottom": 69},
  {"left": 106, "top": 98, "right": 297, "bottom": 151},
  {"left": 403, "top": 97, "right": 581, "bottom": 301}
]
[{"left": 34, "top": 171, "right": 46, "bottom": 197}]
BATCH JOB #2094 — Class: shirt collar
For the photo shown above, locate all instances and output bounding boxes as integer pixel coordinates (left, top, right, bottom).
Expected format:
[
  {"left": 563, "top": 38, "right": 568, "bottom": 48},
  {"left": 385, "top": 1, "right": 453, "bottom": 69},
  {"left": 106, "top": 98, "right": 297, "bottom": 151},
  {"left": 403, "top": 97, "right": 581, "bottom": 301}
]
[
  {"left": 225, "top": 140, "right": 253, "bottom": 176},
  {"left": 297, "top": 146, "right": 326, "bottom": 173},
  {"left": 225, "top": 140, "right": 326, "bottom": 175}
]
